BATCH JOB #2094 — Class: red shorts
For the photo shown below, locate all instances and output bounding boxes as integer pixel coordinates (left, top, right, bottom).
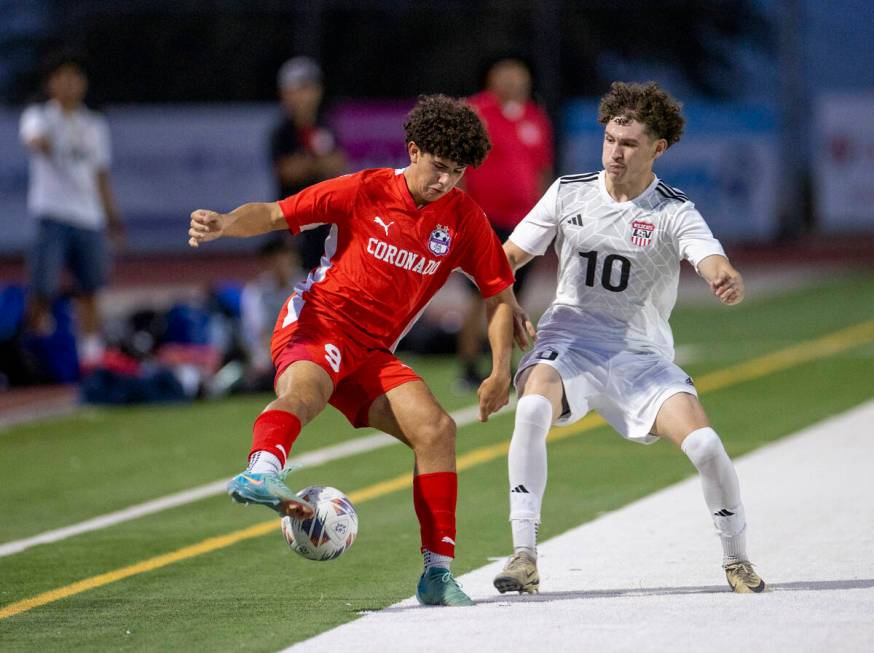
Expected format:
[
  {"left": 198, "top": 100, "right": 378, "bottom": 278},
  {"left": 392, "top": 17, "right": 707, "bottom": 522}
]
[{"left": 272, "top": 303, "right": 421, "bottom": 428}]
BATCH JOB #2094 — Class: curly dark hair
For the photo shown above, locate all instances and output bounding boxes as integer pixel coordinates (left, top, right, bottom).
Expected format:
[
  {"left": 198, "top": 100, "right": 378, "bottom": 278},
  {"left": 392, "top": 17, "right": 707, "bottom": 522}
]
[
  {"left": 598, "top": 81, "right": 685, "bottom": 147},
  {"left": 403, "top": 94, "right": 491, "bottom": 167}
]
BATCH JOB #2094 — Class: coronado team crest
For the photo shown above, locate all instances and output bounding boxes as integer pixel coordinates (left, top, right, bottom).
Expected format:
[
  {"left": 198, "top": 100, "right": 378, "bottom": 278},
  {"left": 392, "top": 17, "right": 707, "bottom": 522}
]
[{"left": 428, "top": 224, "right": 452, "bottom": 256}]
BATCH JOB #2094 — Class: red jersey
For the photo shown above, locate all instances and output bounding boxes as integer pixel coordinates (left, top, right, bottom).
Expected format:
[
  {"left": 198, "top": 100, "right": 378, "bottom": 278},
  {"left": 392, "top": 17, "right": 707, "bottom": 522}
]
[
  {"left": 464, "top": 90, "right": 554, "bottom": 230},
  {"left": 276, "top": 168, "right": 514, "bottom": 351}
]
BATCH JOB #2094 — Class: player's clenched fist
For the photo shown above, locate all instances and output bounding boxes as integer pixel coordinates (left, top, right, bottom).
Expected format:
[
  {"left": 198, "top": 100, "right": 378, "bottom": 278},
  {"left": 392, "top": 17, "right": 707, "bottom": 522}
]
[{"left": 188, "top": 209, "right": 225, "bottom": 247}]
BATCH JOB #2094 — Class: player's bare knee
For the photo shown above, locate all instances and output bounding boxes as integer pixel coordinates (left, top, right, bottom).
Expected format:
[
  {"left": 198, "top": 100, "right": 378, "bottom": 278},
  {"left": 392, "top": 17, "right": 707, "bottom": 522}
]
[
  {"left": 273, "top": 384, "right": 328, "bottom": 424},
  {"left": 411, "top": 411, "right": 455, "bottom": 454}
]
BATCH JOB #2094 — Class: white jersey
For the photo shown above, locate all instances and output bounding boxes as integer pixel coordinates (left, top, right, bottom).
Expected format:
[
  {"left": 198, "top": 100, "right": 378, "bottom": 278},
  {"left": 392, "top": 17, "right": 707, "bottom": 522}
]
[
  {"left": 510, "top": 170, "right": 725, "bottom": 359},
  {"left": 19, "top": 99, "right": 111, "bottom": 230}
]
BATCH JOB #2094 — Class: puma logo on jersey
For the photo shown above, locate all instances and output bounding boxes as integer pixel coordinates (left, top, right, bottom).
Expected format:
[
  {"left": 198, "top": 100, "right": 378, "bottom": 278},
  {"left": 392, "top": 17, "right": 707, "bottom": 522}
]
[{"left": 374, "top": 216, "right": 395, "bottom": 236}]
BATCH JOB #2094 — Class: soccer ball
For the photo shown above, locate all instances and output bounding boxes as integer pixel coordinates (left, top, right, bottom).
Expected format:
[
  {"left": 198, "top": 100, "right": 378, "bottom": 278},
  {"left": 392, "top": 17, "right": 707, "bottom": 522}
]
[{"left": 280, "top": 486, "right": 358, "bottom": 561}]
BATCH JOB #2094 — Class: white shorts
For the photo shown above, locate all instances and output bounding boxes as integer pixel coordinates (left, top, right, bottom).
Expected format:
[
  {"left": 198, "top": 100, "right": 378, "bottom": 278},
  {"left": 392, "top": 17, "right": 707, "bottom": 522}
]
[{"left": 515, "top": 336, "right": 698, "bottom": 444}]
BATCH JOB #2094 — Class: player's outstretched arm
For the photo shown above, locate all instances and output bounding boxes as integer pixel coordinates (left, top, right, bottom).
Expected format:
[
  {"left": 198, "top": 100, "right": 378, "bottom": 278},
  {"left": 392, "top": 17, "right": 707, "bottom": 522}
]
[
  {"left": 698, "top": 254, "right": 745, "bottom": 305},
  {"left": 478, "top": 286, "right": 519, "bottom": 422},
  {"left": 188, "top": 202, "right": 286, "bottom": 247}
]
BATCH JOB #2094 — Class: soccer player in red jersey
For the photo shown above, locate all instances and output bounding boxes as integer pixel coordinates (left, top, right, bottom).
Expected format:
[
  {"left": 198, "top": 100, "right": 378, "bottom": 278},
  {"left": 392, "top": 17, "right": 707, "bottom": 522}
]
[{"left": 188, "top": 95, "right": 533, "bottom": 606}]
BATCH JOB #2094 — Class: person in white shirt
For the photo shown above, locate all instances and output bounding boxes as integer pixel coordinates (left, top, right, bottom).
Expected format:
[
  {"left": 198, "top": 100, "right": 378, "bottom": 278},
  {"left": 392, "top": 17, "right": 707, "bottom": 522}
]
[
  {"left": 19, "top": 52, "right": 123, "bottom": 368},
  {"left": 494, "top": 81, "right": 765, "bottom": 595}
]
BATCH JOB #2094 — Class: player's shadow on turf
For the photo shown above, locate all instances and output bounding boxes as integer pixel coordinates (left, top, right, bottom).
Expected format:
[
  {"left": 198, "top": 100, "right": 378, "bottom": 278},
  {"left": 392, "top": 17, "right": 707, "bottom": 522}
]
[
  {"left": 375, "top": 578, "right": 874, "bottom": 611},
  {"left": 472, "top": 578, "right": 874, "bottom": 604}
]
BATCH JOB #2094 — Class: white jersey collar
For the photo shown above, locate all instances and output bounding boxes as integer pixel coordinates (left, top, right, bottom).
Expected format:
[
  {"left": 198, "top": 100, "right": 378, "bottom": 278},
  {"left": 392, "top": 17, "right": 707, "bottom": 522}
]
[{"left": 597, "top": 170, "right": 660, "bottom": 208}]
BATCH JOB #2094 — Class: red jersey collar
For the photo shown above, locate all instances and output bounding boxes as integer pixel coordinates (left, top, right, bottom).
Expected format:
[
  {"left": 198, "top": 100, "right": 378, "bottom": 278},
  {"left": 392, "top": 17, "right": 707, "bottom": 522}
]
[{"left": 393, "top": 168, "right": 420, "bottom": 212}]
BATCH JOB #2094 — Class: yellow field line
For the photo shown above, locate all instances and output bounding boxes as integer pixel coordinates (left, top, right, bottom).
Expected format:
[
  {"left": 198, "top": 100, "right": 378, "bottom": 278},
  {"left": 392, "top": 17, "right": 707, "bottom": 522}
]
[{"left": 2, "top": 319, "right": 872, "bottom": 621}]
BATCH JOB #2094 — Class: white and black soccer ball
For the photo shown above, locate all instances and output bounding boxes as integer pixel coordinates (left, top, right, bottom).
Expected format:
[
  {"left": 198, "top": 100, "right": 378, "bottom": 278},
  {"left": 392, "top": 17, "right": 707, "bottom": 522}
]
[{"left": 280, "top": 486, "right": 358, "bottom": 561}]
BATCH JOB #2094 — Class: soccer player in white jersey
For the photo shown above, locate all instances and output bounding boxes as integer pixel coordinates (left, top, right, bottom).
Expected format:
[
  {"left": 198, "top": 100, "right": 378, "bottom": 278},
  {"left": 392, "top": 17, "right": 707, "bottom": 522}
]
[{"left": 493, "top": 81, "right": 765, "bottom": 595}]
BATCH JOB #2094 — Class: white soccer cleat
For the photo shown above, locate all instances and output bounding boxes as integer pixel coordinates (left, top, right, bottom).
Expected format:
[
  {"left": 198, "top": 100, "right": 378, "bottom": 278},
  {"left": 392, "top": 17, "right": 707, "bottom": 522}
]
[
  {"left": 724, "top": 560, "right": 766, "bottom": 593},
  {"left": 493, "top": 550, "right": 539, "bottom": 594}
]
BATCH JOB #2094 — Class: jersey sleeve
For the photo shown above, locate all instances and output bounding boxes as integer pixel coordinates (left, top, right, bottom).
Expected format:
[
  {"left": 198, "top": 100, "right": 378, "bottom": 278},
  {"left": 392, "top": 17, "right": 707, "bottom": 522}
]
[
  {"left": 277, "top": 173, "right": 359, "bottom": 234},
  {"left": 674, "top": 203, "right": 726, "bottom": 271},
  {"left": 19, "top": 105, "right": 46, "bottom": 143},
  {"left": 507, "top": 178, "right": 560, "bottom": 255},
  {"left": 459, "top": 205, "right": 515, "bottom": 298}
]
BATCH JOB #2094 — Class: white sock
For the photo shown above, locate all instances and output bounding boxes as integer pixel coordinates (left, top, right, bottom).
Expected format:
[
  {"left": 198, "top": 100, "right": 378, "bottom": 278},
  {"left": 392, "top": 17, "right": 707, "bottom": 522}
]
[
  {"left": 511, "top": 519, "right": 539, "bottom": 555},
  {"left": 508, "top": 394, "right": 552, "bottom": 551},
  {"left": 681, "top": 427, "right": 748, "bottom": 563},
  {"left": 246, "top": 450, "right": 282, "bottom": 475},
  {"left": 423, "top": 549, "right": 452, "bottom": 570}
]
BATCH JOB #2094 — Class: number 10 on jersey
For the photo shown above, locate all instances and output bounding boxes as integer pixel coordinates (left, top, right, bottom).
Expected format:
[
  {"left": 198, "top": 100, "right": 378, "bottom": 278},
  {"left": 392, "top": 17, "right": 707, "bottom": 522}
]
[{"left": 578, "top": 250, "right": 631, "bottom": 292}]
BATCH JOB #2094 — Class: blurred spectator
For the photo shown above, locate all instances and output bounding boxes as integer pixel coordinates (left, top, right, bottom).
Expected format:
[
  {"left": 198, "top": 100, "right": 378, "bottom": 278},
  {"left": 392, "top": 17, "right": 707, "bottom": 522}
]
[
  {"left": 456, "top": 56, "right": 554, "bottom": 387},
  {"left": 19, "top": 51, "right": 124, "bottom": 371},
  {"left": 239, "top": 237, "right": 304, "bottom": 391},
  {"left": 269, "top": 56, "right": 346, "bottom": 273}
]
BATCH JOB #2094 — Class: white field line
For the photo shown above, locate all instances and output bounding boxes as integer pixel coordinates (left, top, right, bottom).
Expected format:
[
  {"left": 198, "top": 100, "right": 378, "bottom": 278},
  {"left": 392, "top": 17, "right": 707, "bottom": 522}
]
[
  {"left": 0, "top": 400, "right": 514, "bottom": 559},
  {"left": 281, "top": 400, "right": 874, "bottom": 653}
]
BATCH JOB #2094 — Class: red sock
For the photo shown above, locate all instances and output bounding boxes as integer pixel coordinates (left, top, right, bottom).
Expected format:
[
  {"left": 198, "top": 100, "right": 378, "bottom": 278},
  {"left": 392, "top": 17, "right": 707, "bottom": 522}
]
[
  {"left": 249, "top": 410, "right": 301, "bottom": 467},
  {"left": 413, "top": 471, "right": 457, "bottom": 557}
]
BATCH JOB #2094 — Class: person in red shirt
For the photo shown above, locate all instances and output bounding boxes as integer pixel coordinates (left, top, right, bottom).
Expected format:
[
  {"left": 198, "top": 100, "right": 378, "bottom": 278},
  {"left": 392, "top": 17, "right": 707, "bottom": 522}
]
[
  {"left": 456, "top": 57, "right": 554, "bottom": 388},
  {"left": 188, "top": 95, "right": 534, "bottom": 606}
]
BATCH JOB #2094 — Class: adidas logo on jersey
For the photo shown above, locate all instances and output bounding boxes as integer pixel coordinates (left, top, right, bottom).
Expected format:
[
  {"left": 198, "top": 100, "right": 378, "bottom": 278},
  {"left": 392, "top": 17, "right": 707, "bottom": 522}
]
[{"left": 565, "top": 214, "right": 584, "bottom": 227}]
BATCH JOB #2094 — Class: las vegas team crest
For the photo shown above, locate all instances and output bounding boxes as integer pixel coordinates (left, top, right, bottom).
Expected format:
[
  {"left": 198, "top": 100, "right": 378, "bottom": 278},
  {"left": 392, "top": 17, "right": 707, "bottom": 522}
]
[
  {"left": 631, "top": 220, "right": 655, "bottom": 247},
  {"left": 428, "top": 224, "right": 451, "bottom": 256}
]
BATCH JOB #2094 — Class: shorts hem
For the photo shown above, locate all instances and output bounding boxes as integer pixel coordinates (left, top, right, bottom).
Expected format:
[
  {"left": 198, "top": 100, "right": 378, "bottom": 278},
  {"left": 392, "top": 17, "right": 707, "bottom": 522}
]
[
  {"left": 623, "top": 385, "right": 698, "bottom": 443},
  {"left": 348, "top": 373, "right": 419, "bottom": 428},
  {"left": 273, "top": 352, "right": 335, "bottom": 389}
]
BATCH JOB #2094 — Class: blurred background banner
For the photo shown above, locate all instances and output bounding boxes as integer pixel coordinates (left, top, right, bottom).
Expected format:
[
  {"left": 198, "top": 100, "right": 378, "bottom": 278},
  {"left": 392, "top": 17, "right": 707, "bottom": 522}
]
[
  {"left": 815, "top": 93, "right": 874, "bottom": 232},
  {"left": 107, "top": 104, "right": 276, "bottom": 253},
  {"left": 0, "top": 104, "right": 277, "bottom": 254},
  {"left": 0, "top": 100, "right": 784, "bottom": 254},
  {"left": 331, "top": 100, "right": 413, "bottom": 172},
  {"left": 562, "top": 101, "right": 779, "bottom": 241}
]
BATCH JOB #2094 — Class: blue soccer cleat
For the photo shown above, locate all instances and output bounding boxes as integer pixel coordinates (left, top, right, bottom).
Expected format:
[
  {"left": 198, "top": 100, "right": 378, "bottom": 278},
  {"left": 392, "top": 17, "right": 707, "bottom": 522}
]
[
  {"left": 226, "top": 471, "right": 314, "bottom": 518},
  {"left": 416, "top": 567, "right": 474, "bottom": 607}
]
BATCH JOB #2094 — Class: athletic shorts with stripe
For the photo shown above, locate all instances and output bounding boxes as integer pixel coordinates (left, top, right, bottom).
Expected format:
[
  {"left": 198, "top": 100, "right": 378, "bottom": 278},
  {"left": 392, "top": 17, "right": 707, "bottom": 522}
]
[
  {"left": 271, "top": 304, "right": 421, "bottom": 428},
  {"left": 515, "top": 335, "right": 698, "bottom": 444}
]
